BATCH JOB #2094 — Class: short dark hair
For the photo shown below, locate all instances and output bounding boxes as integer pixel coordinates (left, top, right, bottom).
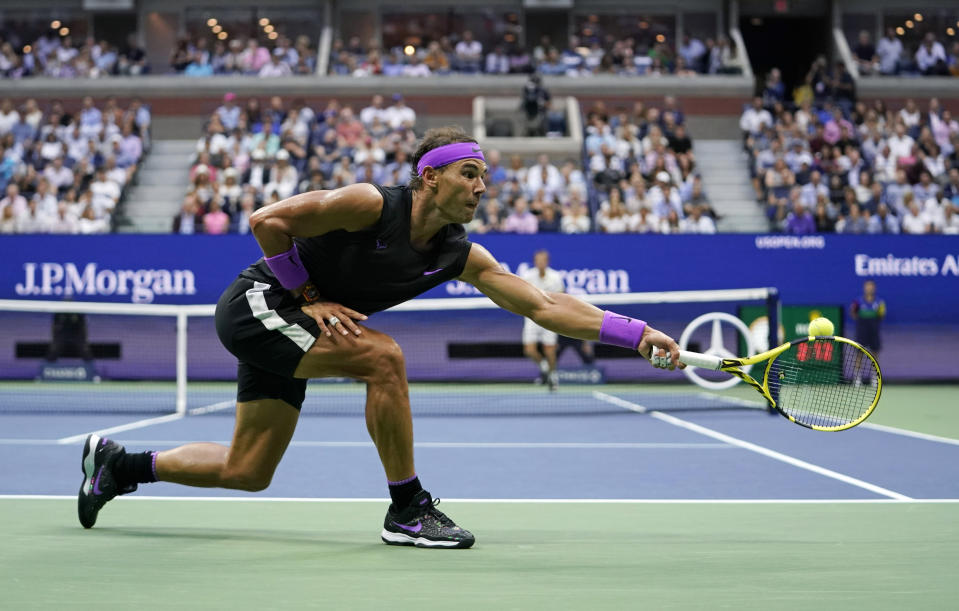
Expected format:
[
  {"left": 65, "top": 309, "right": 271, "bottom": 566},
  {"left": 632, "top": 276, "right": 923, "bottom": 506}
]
[{"left": 408, "top": 126, "right": 477, "bottom": 190}]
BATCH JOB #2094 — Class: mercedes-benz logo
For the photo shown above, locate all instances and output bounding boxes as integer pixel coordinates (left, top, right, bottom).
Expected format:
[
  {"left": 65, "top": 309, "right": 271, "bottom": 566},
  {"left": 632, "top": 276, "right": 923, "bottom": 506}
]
[{"left": 678, "top": 312, "right": 756, "bottom": 390}]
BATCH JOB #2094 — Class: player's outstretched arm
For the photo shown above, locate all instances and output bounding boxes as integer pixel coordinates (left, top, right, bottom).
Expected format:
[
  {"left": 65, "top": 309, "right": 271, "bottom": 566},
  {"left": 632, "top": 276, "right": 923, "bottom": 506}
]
[
  {"left": 249, "top": 183, "right": 383, "bottom": 256},
  {"left": 459, "top": 244, "right": 683, "bottom": 369}
]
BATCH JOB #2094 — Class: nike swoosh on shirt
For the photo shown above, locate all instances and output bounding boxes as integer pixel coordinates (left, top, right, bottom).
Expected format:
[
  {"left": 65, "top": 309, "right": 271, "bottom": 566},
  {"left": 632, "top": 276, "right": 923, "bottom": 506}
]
[
  {"left": 393, "top": 521, "right": 423, "bottom": 534},
  {"left": 423, "top": 268, "right": 443, "bottom": 276}
]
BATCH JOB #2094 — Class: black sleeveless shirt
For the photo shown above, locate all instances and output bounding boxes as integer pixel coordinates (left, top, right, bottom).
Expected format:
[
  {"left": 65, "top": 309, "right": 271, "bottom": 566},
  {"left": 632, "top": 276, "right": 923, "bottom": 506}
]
[{"left": 246, "top": 184, "right": 473, "bottom": 315}]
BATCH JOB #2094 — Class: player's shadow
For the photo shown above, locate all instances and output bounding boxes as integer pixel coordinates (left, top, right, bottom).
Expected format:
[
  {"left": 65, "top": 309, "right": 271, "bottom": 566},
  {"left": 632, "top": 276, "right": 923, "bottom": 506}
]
[{"left": 63, "top": 526, "right": 384, "bottom": 552}]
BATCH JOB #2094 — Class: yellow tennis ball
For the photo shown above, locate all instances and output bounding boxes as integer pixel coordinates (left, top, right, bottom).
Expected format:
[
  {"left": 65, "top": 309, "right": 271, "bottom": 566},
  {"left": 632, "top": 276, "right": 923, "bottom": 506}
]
[{"left": 808, "top": 317, "right": 834, "bottom": 336}]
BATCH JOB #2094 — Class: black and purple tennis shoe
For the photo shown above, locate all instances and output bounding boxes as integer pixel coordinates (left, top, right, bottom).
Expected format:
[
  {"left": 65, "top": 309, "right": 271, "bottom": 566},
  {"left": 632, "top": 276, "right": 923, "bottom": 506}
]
[
  {"left": 78, "top": 434, "right": 136, "bottom": 529},
  {"left": 381, "top": 490, "right": 474, "bottom": 549}
]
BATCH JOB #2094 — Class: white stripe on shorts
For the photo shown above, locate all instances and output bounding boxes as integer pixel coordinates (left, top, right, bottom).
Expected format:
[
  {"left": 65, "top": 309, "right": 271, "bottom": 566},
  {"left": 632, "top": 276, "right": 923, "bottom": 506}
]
[{"left": 245, "top": 281, "right": 316, "bottom": 352}]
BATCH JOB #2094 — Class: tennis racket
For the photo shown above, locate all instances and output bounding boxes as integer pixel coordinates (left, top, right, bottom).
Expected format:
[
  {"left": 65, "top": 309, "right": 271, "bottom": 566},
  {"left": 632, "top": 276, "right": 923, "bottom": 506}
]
[{"left": 664, "top": 336, "right": 882, "bottom": 431}]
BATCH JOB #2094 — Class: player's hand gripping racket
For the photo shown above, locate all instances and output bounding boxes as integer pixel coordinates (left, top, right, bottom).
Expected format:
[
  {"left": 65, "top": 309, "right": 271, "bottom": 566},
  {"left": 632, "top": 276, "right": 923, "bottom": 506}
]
[{"left": 656, "top": 336, "right": 882, "bottom": 431}]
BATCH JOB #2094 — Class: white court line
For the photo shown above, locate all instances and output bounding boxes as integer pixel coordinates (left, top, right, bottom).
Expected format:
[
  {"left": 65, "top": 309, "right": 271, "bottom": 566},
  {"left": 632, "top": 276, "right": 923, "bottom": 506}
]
[
  {"left": 56, "top": 413, "right": 184, "bottom": 445},
  {"left": 696, "top": 392, "right": 767, "bottom": 409},
  {"left": 0, "top": 439, "right": 732, "bottom": 450},
  {"left": 592, "top": 391, "right": 912, "bottom": 501},
  {"left": 2, "top": 495, "right": 957, "bottom": 504},
  {"left": 54, "top": 400, "right": 235, "bottom": 445},
  {"left": 860, "top": 422, "right": 959, "bottom": 446},
  {"left": 697, "top": 390, "right": 959, "bottom": 446}
]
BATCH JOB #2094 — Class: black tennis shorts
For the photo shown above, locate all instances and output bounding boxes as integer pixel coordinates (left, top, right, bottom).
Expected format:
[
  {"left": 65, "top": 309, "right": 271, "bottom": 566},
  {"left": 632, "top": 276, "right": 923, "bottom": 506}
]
[{"left": 215, "top": 273, "right": 322, "bottom": 410}]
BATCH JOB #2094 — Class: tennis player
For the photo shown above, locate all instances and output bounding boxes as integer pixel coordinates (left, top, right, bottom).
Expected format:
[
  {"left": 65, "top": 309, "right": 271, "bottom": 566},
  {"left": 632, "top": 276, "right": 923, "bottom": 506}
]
[
  {"left": 521, "top": 249, "right": 565, "bottom": 391},
  {"left": 78, "top": 126, "right": 683, "bottom": 548}
]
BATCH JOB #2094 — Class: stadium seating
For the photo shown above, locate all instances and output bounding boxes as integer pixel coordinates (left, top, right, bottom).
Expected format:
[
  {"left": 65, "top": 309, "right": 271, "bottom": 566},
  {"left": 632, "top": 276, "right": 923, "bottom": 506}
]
[
  {"left": 743, "top": 62, "right": 959, "bottom": 235},
  {"left": 0, "top": 96, "right": 149, "bottom": 234}
]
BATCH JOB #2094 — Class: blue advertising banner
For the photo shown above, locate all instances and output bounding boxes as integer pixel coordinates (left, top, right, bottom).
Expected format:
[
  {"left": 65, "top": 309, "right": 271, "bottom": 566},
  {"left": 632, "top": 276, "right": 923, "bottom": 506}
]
[{"left": 1, "top": 234, "right": 957, "bottom": 323}]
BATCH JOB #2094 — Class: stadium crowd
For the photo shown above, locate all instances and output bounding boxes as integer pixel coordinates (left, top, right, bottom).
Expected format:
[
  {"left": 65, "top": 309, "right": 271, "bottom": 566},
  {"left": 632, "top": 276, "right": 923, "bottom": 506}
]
[
  {"left": 179, "top": 93, "right": 713, "bottom": 235},
  {"left": 742, "top": 61, "right": 959, "bottom": 235},
  {"left": 330, "top": 30, "right": 741, "bottom": 78},
  {"left": 0, "top": 96, "right": 149, "bottom": 234},
  {"left": 168, "top": 35, "right": 316, "bottom": 77},
  {"left": 851, "top": 29, "right": 959, "bottom": 77},
  {"left": 0, "top": 33, "right": 149, "bottom": 78}
]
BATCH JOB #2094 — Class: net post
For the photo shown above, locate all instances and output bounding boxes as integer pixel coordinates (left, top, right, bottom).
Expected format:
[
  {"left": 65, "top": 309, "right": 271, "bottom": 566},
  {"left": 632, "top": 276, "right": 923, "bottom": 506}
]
[
  {"left": 765, "top": 287, "right": 780, "bottom": 414},
  {"left": 175, "top": 312, "right": 188, "bottom": 416}
]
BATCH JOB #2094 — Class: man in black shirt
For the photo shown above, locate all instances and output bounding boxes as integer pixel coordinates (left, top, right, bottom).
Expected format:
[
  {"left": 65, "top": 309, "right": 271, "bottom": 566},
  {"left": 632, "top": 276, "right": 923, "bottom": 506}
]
[{"left": 78, "top": 127, "right": 683, "bottom": 548}]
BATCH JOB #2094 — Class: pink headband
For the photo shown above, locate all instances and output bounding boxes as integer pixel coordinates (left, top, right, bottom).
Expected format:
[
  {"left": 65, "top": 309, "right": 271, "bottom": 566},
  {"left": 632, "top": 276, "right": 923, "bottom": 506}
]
[{"left": 416, "top": 142, "right": 485, "bottom": 176}]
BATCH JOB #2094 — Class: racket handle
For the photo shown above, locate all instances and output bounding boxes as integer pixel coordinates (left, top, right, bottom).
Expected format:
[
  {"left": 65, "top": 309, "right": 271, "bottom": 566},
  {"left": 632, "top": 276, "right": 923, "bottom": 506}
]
[{"left": 677, "top": 350, "right": 723, "bottom": 370}]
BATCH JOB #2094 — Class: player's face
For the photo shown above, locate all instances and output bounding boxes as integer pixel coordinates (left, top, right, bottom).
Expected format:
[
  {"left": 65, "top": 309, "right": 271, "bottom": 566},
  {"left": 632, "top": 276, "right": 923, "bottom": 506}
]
[{"left": 437, "top": 159, "right": 487, "bottom": 223}]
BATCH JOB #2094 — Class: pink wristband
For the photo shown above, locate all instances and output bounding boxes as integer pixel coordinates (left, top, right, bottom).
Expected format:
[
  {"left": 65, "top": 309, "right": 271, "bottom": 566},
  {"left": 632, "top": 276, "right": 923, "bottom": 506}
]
[
  {"left": 264, "top": 245, "right": 309, "bottom": 289},
  {"left": 599, "top": 311, "right": 647, "bottom": 350}
]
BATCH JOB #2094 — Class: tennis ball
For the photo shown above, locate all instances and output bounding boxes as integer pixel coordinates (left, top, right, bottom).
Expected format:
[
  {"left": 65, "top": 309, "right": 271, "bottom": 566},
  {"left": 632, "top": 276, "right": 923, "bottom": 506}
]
[{"left": 808, "top": 317, "right": 834, "bottom": 336}]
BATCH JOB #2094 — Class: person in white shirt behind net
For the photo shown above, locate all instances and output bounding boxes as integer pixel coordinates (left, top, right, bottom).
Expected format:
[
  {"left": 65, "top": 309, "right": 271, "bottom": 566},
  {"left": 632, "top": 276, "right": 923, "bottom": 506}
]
[{"left": 521, "top": 249, "right": 565, "bottom": 391}]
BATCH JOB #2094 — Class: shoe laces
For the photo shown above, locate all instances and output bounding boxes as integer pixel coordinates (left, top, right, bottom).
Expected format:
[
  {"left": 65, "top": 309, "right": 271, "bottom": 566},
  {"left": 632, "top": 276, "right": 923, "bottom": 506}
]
[{"left": 423, "top": 497, "right": 455, "bottom": 527}]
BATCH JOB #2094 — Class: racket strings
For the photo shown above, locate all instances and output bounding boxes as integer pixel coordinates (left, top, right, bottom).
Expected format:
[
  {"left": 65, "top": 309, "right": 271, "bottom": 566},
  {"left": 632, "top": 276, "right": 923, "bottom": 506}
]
[{"left": 767, "top": 341, "right": 879, "bottom": 429}]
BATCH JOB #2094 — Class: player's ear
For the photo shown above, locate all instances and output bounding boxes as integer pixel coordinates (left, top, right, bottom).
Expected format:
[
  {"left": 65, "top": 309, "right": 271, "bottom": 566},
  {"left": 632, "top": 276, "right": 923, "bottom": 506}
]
[{"left": 421, "top": 166, "right": 439, "bottom": 190}]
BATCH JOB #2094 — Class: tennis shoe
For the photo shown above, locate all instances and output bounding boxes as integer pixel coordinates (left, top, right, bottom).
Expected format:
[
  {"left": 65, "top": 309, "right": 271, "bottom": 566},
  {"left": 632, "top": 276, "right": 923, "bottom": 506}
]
[
  {"left": 548, "top": 371, "right": 559, "bottom": 392},
  {"left": 78, "top": 434, "right": 136, "bottom": 529},
  {"left": 381, "top": 490, "right": 474, "bottom": 549}
]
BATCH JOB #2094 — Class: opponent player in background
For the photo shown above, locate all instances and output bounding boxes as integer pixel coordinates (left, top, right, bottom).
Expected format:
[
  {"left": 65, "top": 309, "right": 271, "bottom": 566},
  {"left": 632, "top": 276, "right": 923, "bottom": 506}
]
[
  {"left": 521, "top": 249, "right": 564, "bottom": 391},
  {"left": 850, "top": 279, "right": 885, "bottom": 385},
  {"left": 77, "top": 127, "right": 683, "bottom": 549}
]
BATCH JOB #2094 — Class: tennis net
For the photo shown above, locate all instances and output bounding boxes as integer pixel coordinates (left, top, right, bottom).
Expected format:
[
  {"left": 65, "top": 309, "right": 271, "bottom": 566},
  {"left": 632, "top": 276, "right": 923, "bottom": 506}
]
[{"left": 0, "top": 287, "right": 779, "bottom": 416}]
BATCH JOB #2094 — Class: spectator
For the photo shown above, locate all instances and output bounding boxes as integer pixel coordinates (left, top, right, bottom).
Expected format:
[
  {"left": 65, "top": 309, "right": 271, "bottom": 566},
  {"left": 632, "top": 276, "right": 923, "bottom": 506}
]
[
  {"left": 184, "top": 52, "right": 214, "bottom": 77},
  {"left": 868, "top": 203, "right": 900, "bottom": 234},
  {"left": 876, "top": 28, "right": 902, "bottom": 76},
  {"left": 454, "top": 31, "right": 482, "bottom": 73},
  {"left": 836, "top": 202, "right": 868, "bottom": 234},
  {"left": 783, "top": 200, "right": 815, "bottom": 234},
  {"left": 259, "top": 53, "right": 292, "bottom": 77},
  {"left": 537, "top": 202, "right": 561, "bottom": 233},
  {"left": 829, "top": 62, "right": 856, "bottom": 112},
  {"left": 853, "top": 30, "right": 878, "bottom": 75},
  {"left": 0, "top": 183, "right": 28, "bottom": 217},
  {"left": 941, "top": 202, "right": 959, "bottom": 234},
  {"left": 231, "top": 192, "right": 257, "bottom": 234},
  {"left": 384, "top": 94, "right": 416, "bottom": 129},
  {"left": 762, "top": 68, "right": 786, "bottom": 106},
  {"left": 173, "top": 194, "right": 202, "bottom": 234},
  {"left": 813, "top": 199, "right": 836, "bottom": 232},
  {"left": 240, "top": 39, "right": 271, "bottom": 74},
  {"left": 0, "top": 200, "right": 16, "bottom": 233},
  {"left": 202, "top": 199, "right": 230, "bottom": 234},
  {"left": 503, "top": 196, "right": 538, "bottom": 233},
  {"left": 900, "top": 198, "right": 929, "bottom": 234},
  {"left": 560, "top": 199, "right": 591, "bottom": 233},
  {"left": 678, "top": 33, "right": 707, "bottom": 73},
  {"left": 886, "top": 123, "right": 915, "bottom": 167},
  {"left": 360, "top": 95, "right": 387, "bottom": 127},
  {"left": 117, "top": 123, "right": 143, "bottom": 168},
  {"left": 43, "top": 156, "right": 73, "bottom": 192},
  {"left": 916, "top": 33, "right": 948, "bottom": 76},
  {"left": 521, "top": 74, "right": 551, "bottom": 137},
  {"left": 217, "top": 93, "right": 242, "bottom": 131},
  {"left": 485, "top": 44, "right": 510, "bottom": 75},
  {"left": 740, "top": 97, "right": 773, "bottom": 137}
]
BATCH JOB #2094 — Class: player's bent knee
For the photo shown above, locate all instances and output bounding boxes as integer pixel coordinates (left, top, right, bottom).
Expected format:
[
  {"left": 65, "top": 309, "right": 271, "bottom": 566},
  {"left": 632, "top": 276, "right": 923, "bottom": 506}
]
[
  {"left": 221, "top": 468, "right": 274, "bottom": 492},
  {"left": 367, "top": 338, "right": 406, "bottom": 383}
]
